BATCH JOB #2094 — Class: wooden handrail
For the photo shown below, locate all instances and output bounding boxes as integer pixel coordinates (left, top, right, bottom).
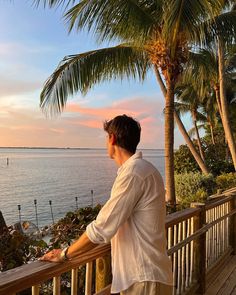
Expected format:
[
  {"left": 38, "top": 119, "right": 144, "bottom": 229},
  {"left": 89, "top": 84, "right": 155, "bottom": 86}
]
[
  {"left": 205, "top": 195, "right": 233, "bottom": 210},
  {"left": 0, "top": 244, "right": 110, "bottom": 295},
  {"left": 165, "top": 207, "right": 200, "bottom": 228}
]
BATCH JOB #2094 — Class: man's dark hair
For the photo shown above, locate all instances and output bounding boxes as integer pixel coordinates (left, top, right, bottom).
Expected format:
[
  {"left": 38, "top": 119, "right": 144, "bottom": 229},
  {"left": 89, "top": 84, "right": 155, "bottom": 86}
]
[{"left": 103, "top": 114, "right": 141, "bottom": 154}]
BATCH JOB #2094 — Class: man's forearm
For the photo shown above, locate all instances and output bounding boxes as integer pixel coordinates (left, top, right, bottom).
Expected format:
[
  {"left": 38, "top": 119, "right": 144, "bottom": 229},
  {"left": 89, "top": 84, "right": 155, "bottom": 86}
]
[{"left": 66, "top": 232, "right": 97, "bottom": 259}]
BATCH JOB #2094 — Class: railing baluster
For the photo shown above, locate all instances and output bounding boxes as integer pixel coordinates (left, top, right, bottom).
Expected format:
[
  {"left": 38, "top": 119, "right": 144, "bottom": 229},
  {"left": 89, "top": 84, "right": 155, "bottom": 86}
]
[
  {"left": 53, "top": 276, "right": 61, "bottom": 295},
  {"left": 213, "top": 207, "right": 216, "bottom": 262},
  {"left": 220, "top": 204, "right": 223, "bottom": 254},
  {"left": 186, "top": 218, "right": 190, "bottom": 288},
  {"left": 206, "top": 209, "right": 209, "bottom": 268},
  {"left": 71, "top": 268, "right": 78, "bottom": 295},
  {"left": 229, "top": 193, "right": 236, "bottom": 254},
  {"left": 224, "top": 202, "right": 227, "bottom": 251},
  {"left": 190, "top": 217, "right": 194, "bottom": 285},
  {"left": 182, "top": 220, "right": 186, "bottom": 292},
  {"left": 177, "top": 222, "right": 182, "bottom": 294},
  {"left": 173, "top": 224, "right": 178, "bottom": 295},
  {"left": 85, "top": 262, "right": 93, "bottom": 295},
  {"left": 32, "top": 285, "right": 40, "bottom": 295}
]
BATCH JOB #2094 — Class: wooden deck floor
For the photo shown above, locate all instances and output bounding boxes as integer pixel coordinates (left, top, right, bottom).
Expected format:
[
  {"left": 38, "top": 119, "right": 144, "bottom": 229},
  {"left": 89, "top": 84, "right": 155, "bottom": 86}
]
[{"left": 206, "top": 255, "right": 236, "bottom": 295}]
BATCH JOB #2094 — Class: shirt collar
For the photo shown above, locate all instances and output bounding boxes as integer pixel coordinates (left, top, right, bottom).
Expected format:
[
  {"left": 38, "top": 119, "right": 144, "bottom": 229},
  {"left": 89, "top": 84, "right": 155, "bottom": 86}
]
[{"left": 117, "top": 151, "right": 142, "bottom": 175}]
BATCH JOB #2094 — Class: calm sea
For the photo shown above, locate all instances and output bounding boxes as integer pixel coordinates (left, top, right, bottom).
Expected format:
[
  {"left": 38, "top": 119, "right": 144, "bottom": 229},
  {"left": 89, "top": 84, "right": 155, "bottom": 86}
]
[{"left": 0, "top": 148, "right": 164, "bottom": 228}]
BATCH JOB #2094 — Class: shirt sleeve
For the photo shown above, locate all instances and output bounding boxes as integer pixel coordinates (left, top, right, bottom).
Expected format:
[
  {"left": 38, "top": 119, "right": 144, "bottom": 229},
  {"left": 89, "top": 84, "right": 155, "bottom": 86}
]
[{"left": 86, "top": 173, "right": 143, "bottom": 244}]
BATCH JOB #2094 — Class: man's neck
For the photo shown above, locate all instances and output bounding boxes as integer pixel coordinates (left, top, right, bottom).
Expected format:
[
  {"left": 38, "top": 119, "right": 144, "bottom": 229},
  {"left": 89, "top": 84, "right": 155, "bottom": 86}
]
[{"left": 113, "top": 148, "right": 134, "bottom": 167}]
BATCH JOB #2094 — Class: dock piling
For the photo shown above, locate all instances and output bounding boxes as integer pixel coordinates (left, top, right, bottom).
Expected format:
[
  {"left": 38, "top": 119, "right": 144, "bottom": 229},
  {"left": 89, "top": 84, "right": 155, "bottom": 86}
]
[
  {"left": 34, "top": 199, "right": 39, "bottom": 229},
  {"left": 49, "top": 200, "right": 54, "bottom": 224}
]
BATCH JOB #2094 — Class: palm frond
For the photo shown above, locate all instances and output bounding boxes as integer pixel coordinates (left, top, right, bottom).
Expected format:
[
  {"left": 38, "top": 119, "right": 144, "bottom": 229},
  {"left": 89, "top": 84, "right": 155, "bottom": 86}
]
[
  {"left": 33, "top": 0, "right": 76, "bottom": 9},
  {"left": 65, "top": 0, "right": 160, "bottom": 44},
  {"left": 174, "top": 101, "right": 191, "bottom": 115},
  {"left": 196, "top": 112, "right": 207, "bottom": 123},
  {"left": 188, "top": 126, "right": 196, "bottom": 138},
  {"left": 197, "top": 7, "right": 236, "bottom": 46},
  {"left": 40, "top": 44, "right": 151, "bottom": 115},
  {"left": 188, "top": 123, "right": 205, "bottom": 138},
  {"left": 162, "top": 0, "right": 227, "bottom": 44}
]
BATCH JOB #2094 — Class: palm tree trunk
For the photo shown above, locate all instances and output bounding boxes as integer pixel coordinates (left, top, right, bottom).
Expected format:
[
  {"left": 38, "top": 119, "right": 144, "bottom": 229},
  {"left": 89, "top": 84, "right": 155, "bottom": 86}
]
[
  {"left": 165, "top": 80, "right": 176, "bottom": 205},
  {"left": 192, "top": 110, "right": 205, "bottom": 162},
  {"left": 174, "top": 112, "right": 210, "bottom": 174},
  {"left": 218, "top": 38, "right": 236, "bottom": 170},
  {"left": 193, "top": 120, "right": 205, "bottom": 162},
  {"left": 154, "top": 65, "right": 176, "bottom": 205},
  {"left": 209, "top": 121, "right": 216, "bottom": 145},
  {"left": 215, "top": 87, "right": 223, "bottom": 119},
  {"left": 154, "top": 65, "right": 210, "bottom": 174}
]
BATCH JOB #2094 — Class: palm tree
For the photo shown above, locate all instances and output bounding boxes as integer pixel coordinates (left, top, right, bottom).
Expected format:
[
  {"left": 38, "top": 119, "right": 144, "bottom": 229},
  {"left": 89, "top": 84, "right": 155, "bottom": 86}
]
[
  {"left": 155, "top": 67, "right": 210, "bottom": 174},
  {"left": 185, "top": 43, "right": 236, "bottom": 169},
  {"left": 175, "top": 84, "right": 206, "bottom": 162},
  {"left": 201, "top": 92, "right": 221, "bottom": 146},
  {"left": 34, "top": 0, "right": 232, "bottom": 205}
]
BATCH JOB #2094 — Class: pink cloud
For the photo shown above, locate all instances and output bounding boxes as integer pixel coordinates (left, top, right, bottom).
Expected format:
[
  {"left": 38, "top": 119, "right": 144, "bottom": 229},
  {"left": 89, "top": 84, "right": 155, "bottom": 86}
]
[
  {"left": 0, "top": 95, "right": 184, "bottom": 149},
  {"left": 49, "top": 128, "right": 65, "bottom": 134}
]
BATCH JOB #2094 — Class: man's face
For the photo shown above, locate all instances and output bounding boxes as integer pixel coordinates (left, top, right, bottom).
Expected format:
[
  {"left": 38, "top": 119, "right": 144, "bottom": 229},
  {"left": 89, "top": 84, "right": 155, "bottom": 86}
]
[{"left": 106, "top": 133, "right": 115, "bottom": 159}]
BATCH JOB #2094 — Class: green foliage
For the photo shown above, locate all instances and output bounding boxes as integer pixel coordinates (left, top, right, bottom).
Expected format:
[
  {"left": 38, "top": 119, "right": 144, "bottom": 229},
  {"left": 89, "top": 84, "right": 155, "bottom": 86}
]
[
  {"left": 174, "top": 144, "right": 200, "bottom": 173},
  {"left": 174, "top": 140, "right": 234, "bottom": 176},
  {"left": 49, "top": 205, "right": 101, "bottom": 248},
  {"left": 175, "top": 172, "right": 216, "bottom": 207},
  {"left": 0, "top": 205, "right": 101, "bottom": 274},
  {"left": 216, "top": 173, "right": 236, "bottom": 191},
  {"left": 203, "top": 141, "right": 234, "bottom": 175},
  {"left": 0, "top": 227, "right": 47, "bottom": 272}
]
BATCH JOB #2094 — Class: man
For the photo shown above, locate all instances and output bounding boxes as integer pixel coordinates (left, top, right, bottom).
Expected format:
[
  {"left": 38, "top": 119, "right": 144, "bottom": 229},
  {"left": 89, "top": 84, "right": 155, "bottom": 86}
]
[{"left": 40, "top": 114, "right": 173, "bottom": 295}]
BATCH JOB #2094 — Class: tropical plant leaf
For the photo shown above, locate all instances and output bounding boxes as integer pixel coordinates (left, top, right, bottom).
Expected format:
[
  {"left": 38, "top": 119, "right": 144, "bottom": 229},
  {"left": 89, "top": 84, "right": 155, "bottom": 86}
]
[
  {"left": 64, "top": 0, "right": 160, "bottom": 44},
  {"left": 40, "top": 45, "right": 151, "bottom": 115}
]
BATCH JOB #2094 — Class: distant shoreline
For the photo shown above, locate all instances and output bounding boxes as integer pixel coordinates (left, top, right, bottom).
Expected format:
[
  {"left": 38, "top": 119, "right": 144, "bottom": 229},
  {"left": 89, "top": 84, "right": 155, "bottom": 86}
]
[
  {"left": 0, "top": 147, "right": 98, "bottom": 150},
  {"left": 0, "top": 147, "right": 165, "bottom": 151}
]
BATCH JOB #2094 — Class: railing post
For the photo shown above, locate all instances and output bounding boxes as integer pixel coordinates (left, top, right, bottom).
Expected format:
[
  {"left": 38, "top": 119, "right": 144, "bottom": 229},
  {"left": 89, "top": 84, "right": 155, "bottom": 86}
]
[
  {"left": 229, "top": 193, "right": 236, "bottom": 255},
  {"left": 191, "top": 203, "right": 206, "bottom": 295},
  {"left": 95, "top": 255, "right": 111, "bottom": 293}
]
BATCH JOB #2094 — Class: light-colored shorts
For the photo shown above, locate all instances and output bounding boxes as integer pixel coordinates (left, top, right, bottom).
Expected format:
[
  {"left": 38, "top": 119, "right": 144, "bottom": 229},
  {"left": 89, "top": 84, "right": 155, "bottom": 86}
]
[{"left": 120, "top": 281, "right": 173, "bottom": 295}]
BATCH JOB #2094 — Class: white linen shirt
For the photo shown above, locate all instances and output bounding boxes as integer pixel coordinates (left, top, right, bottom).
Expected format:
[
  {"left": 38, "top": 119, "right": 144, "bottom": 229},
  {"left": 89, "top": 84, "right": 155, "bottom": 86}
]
[{"left": 86, "top": 152, "right": 173, "bottom": 293}]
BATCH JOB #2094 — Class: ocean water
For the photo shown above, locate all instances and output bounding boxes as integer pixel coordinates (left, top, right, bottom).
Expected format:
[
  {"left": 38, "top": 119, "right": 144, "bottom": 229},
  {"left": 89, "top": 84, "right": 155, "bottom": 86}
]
[{"left": 0, "top": 148, "right": 164, "bottom": 227}]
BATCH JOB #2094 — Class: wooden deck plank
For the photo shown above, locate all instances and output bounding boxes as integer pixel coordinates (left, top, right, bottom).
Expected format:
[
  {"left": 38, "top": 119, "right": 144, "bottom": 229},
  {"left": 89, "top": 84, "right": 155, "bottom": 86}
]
[
  {"left": 205, "top": 255, "right": 236, "bottom": 295},
  {"left": 217, "top": 265, "right": 236, "bottom": 295}
]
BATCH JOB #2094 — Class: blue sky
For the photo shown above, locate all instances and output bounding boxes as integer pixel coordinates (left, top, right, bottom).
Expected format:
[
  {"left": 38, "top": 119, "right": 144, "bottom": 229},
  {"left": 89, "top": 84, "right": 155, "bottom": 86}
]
[{"left": 0, "top": 0, "right": 189, "bottom": 148}]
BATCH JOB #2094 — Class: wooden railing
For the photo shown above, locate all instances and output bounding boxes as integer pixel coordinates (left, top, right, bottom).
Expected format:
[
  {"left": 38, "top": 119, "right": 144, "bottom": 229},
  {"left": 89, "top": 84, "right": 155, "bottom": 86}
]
[
  {"left": 166, "top": 187, "right": 236, "bottom": 295},
  {"left": 0, "top": 187, "right": 236, "bottom": 295}
]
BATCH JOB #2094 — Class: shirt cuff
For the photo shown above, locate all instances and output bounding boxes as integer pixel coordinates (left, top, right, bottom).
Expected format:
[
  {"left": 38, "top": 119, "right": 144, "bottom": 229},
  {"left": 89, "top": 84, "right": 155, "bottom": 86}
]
[{"left": 86, "top": 221, "right": 109, "bottom": 244}]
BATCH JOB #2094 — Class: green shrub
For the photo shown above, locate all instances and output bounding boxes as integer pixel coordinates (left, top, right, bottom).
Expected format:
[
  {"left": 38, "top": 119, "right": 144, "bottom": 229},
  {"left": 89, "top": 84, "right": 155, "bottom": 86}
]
[
  {"left": 174, "top": 142, "right": 234, "bottom": 176},
  {"left": 216, "top": 173, "right": 236, "bottom": 191},
  {"left": 175, "top": 172, "right": 216, "bottom": 207},
  {"left": 174, "top": 144, "right": 200, "bottom": 174}
]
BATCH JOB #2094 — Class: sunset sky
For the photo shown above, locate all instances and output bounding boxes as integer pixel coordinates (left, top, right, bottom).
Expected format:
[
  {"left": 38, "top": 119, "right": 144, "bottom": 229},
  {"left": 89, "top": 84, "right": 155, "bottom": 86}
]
[{"left": 0, "top": 1, "right": 190, "bottom": 149}]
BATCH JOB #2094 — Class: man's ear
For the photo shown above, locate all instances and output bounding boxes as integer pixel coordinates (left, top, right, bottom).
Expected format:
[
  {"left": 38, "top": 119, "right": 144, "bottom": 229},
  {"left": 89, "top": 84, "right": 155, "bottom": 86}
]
[{"left": 110, "top": 133, "right": 116, "bottom": 145}]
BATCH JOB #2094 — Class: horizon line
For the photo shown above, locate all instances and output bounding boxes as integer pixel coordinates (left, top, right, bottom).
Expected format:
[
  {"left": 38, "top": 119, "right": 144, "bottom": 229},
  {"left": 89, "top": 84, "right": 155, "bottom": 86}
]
[{"left": 0, "top": 146, "right": 165, "bottom": 150}]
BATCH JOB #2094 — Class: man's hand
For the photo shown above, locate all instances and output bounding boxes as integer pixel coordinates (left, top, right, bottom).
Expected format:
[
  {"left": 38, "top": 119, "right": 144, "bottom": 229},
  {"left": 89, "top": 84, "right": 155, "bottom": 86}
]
[
  {"left": 39, "top": 249, "right": 63, "bottom": 262},
  {"left": 39, "top": 232, "right": 97, "bottom": 263}
]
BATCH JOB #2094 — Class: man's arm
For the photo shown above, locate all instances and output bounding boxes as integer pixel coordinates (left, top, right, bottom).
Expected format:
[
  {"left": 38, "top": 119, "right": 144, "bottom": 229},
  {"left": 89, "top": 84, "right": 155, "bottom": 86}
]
[{"left": 40, "top": 232, "right": 97, "bottom": 262}]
